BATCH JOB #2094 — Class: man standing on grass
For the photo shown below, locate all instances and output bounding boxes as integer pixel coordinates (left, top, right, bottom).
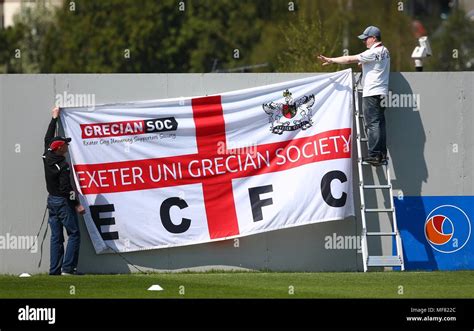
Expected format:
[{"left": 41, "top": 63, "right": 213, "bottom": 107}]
[
  {"left": 318, "top": 26, "right": 390, "bottom": 166},
  {"left": 43, "top": 106, "right": 85, "bottom": 275}
]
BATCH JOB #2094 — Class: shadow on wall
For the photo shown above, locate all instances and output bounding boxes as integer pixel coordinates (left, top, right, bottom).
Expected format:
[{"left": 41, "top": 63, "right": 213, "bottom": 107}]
[{"left": 386, "top": 73, "right": 437, "bottom": 270}]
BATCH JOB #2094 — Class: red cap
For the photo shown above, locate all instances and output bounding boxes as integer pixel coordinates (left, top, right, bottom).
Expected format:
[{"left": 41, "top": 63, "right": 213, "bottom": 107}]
[{"left": 50, "top": 140, "right": 66, "bottom": 151}]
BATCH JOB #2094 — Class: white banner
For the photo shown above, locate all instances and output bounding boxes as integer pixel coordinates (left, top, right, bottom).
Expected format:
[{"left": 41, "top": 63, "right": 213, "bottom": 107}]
[{"left": 60, "top": 69, "right": 354, "bottom": 254}]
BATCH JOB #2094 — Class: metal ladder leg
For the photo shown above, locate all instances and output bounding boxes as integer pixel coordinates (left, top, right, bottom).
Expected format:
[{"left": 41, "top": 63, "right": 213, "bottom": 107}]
[
  {"left": 353, "top": 74, "right": 369, "bottom": 272},
  {"left": 386, "top": 164, "right": 405, "bottom": 271}
]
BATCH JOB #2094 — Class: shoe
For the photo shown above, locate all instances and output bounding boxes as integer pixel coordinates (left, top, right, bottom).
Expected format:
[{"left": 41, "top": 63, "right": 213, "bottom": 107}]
[{"left": 362, "top": 156, "right": 382, "bottom": 166}]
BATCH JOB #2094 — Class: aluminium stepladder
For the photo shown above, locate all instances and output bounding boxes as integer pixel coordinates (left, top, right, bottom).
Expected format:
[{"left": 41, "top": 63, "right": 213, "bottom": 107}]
[{"left": 353, "top": 73, "right": 405, "bottom": 272}]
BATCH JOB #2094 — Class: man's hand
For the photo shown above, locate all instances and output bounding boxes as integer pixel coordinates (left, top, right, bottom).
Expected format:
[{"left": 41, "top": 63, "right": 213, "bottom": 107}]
[
  {"left": 52, "top": 106, "right": 60, "bottom": 119},
  {"left": 75, "top": 204, "right": 86, "bottom": 215},
  {"left": 317, "top": 55, "right": 333, "bottom": 66}
]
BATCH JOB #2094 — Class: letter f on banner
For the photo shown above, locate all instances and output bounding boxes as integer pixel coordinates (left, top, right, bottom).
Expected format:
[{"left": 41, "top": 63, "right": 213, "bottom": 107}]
[{"left": 249, "top": 185, "right": 274, "bottom": 222}]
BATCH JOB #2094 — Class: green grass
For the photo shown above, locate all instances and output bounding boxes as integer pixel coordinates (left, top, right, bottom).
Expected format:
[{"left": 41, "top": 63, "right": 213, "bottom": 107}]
[{"left": 0, "top": 271, "right": 472, "bottom": 299}]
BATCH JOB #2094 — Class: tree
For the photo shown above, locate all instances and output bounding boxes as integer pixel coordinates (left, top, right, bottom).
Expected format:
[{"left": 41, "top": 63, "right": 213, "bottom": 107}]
[
  {"left": 182, "top": 0, "right": 265, "bottom": 72},
  {"left": 273, "top": 0, "right": 345, "bottom": 72},
  {"left": 7, "top": 0, "right": 55, "bottom": 73},
  {"left": 427, "top": 9, "right": 474, "bottom": 71},
  {"left": 0, "top": 25, "right": 27, "bottom": 73},
  {"left": 39, "top": 0, "right": 266, "bottom": 73},
  {"left": 41, "top": 0, "right": 188, "bottom": 72},
  {"left": 2, "top": 0, "right": 468, "bottom": 73},
  {"left": 270, "top": 0, "right": 414, "bottom": 72}
]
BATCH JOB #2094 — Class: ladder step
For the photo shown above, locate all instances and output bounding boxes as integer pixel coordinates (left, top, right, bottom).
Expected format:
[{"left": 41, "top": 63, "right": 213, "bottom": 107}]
[
  {"left": 367, "top": 256, "right": 403, "bottom": 267},
  {"left": 366, "top": 232, "right": 396, "bottom": 236},
  {"left": 360, "top": 160, "right": 388, "bottom": 166},
  {"left": 365, "top": 208, "right": 394, "bottom": 213},
  {"left": 363, "top": 184, "right": 391, "bottom": 189},
  {"left": 355, "top": 134, "right": 368, "bottom": 142}
]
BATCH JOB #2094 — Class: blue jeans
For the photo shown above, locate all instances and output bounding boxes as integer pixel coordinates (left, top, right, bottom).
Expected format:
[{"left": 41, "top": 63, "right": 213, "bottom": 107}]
[
  {"left": 362, "top": 95, "right": 387, "bottom": 158},
  {"left": 47, "top": 195, "right": 80, "bottom": 275}
]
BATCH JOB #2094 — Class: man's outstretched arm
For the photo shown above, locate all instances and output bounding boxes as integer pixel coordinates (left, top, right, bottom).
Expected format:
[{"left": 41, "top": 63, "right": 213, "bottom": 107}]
[
  {"left": 44, "top": 107, "right": 60, "bottom": 150},
  {"left": 317, "top": 55, "right": 359, "bottom": 65}
]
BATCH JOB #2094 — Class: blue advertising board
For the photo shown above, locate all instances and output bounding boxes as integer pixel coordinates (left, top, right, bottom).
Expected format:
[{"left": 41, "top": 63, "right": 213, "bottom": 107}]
[{"left": 394, "top": 196, "right": 473, "bottom": 270}]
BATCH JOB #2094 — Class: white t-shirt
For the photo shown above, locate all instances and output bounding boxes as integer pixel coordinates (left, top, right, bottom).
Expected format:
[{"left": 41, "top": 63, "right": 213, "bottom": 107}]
[{"left": 356, "top": 42, "right": 390, "bottom": 97}]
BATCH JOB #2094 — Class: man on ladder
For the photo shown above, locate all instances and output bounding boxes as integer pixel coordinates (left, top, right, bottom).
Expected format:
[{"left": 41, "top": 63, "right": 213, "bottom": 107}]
[
  {"left": 318, "top": 25, "right": 390, "bottom": 166},
  {"left": 317, "top": 26, "right": 404, "bottom": 271}
]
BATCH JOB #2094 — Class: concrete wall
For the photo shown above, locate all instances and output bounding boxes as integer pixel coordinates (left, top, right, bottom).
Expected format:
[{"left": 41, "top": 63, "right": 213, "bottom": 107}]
[{"left": 0, "top": 72, "right": 472, "bottom": 274}]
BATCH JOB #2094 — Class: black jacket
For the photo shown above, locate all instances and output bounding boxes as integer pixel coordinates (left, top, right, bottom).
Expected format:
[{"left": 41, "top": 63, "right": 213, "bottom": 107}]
[{"left": 42, "top": 118, "right": 79, "bottom": 205}]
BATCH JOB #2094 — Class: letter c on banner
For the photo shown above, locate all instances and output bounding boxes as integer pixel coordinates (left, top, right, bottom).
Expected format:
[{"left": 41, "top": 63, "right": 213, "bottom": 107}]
[
  {"left": 320, "top": 171, "right": 347, "bottom": 207},
  {"left": 160, "top": 197, "right": 191, "bottom": 233}
]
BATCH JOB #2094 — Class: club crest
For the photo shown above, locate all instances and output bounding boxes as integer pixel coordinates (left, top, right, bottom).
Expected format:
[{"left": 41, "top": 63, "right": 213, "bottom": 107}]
[{"left": 262, "top": 89, "right": 316, "bottom": 135}]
